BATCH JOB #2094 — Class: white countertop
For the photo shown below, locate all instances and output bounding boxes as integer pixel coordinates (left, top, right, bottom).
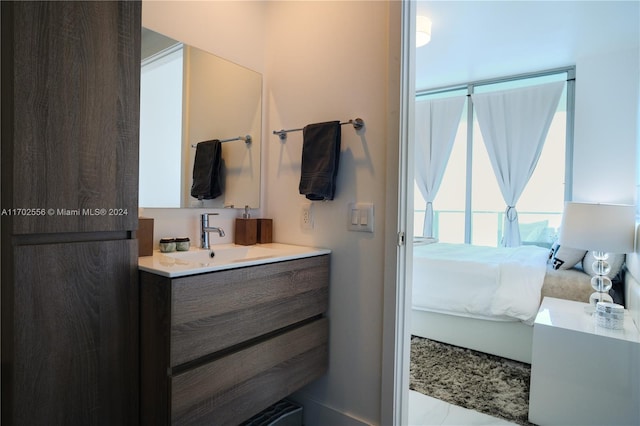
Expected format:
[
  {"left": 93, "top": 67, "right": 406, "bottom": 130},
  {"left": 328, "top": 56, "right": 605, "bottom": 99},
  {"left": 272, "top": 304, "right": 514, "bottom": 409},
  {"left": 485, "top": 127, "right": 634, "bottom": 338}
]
[{"left": 138, "top": 242, "right": 331, "bottom": 278}]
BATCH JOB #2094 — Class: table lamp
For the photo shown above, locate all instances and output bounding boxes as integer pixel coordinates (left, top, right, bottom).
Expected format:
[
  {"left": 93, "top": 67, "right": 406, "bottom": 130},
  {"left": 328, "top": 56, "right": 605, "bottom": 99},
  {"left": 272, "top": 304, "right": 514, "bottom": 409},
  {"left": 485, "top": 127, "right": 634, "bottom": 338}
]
[{"left": 558, "top": 202, "right": 635, "bottom": 310}]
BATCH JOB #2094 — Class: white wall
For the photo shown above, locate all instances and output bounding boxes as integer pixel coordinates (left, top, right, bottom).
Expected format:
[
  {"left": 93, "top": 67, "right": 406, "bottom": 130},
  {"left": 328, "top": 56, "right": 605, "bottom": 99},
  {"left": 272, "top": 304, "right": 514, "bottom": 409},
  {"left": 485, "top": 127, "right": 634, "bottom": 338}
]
[
  {"left": 263, "top": 3, "right": 397, "bottom": 424},
  {"left": 142, "top": 0, "right": 267, "bottom": 74},
  {"left": 573, "top": 46, "right": 639, "bottom": 204},
  {"left": 572, "top": 43, "right": 639, "bottom": 330}
]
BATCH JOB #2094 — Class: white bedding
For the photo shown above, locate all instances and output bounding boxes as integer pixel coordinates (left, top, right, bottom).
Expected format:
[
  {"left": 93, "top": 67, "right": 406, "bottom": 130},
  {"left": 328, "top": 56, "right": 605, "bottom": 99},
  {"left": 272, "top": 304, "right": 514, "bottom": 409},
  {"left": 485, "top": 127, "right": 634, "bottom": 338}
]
[{"left": 412, "top": 243, "right": 550, "bottom": 324}]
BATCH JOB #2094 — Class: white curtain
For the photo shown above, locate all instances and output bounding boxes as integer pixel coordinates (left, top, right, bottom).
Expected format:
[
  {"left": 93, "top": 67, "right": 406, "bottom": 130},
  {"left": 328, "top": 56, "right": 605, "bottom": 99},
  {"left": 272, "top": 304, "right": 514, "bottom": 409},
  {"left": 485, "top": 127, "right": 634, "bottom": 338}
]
[
  {"left": 471, "top": 81, "right": 564, "bottom": 247},
  {"left": 415, "top": 96, "right": 466, "bottom": 237}
]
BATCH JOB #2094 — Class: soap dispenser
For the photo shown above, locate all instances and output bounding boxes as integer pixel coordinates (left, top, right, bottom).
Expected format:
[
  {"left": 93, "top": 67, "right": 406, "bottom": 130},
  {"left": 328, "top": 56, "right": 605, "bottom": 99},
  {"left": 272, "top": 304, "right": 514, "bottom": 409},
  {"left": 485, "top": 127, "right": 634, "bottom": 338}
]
[{"left": 234, "top": 205, "right": 257, "bottom": 245}]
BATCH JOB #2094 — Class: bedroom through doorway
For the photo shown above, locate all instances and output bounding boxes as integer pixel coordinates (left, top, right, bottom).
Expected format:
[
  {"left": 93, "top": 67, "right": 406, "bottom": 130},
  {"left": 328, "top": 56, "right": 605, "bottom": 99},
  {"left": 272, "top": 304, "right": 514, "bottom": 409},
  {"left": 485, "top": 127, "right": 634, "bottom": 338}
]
[{"left": 401, "top": 1, "right": 639, "bottom": 425}]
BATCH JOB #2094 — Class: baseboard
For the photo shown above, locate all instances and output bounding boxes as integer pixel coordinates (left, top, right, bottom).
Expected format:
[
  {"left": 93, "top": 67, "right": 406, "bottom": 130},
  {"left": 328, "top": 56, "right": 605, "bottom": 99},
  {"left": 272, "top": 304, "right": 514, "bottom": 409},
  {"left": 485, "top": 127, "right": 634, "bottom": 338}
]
[{"left": 289, "top": 392, "right": 373, "bottom": 426}]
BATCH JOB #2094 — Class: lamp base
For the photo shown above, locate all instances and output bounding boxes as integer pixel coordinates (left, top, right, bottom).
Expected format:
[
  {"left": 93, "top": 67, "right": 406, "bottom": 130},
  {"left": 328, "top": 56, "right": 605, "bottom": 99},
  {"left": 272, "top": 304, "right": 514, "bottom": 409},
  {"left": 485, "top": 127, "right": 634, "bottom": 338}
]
[
  {"left": 589, "top": 291, "right": 614, "bottom": 306},
  {"left": 585, "top": 251, "right": 614, "bottom": 314},
  {"left": 584, "top": 291, "right": 614, "bottom": 314}
]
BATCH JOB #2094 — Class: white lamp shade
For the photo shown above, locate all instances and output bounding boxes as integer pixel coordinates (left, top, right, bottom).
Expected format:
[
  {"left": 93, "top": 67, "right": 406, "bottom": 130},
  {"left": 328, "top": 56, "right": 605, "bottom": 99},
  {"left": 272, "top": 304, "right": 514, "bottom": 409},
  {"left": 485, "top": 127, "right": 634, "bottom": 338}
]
[
  {"left": 416, "top": 16, "right": 432, "bottom": 47},
  {"left": 559, "top": 202, "right": 635, "bottom": 253}
]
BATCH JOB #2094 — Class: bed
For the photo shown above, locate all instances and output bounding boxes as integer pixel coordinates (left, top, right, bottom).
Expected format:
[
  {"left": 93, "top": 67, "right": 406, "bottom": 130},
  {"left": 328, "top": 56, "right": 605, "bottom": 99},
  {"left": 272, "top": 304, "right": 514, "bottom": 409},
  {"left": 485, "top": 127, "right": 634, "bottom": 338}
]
[{"left": 411, "top": 242, "right": 595, "bottom": 364}]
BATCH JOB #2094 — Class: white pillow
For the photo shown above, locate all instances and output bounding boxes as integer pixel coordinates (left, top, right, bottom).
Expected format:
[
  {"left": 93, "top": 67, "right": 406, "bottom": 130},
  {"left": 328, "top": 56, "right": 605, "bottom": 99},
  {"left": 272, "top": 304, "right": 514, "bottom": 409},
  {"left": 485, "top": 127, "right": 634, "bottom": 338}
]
[
  {"left": 582, "top": 251, "right": 625, "bottom": 278},
  {"left": 549, "top": 243, "right": 587, "bottom": 270},
  {"left": 521, "top": 220, "right": 549, "bottom": 242}
]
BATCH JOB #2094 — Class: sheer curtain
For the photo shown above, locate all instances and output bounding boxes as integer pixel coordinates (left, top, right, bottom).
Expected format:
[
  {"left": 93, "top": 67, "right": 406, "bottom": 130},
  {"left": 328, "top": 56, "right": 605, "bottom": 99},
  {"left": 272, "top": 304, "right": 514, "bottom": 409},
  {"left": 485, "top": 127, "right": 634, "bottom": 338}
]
[
  {"left": 414, "top": 96, "right": 466, "bottom": 237},
  {"left": 471, "top": 81, "right": 564, "bottom": 247}
]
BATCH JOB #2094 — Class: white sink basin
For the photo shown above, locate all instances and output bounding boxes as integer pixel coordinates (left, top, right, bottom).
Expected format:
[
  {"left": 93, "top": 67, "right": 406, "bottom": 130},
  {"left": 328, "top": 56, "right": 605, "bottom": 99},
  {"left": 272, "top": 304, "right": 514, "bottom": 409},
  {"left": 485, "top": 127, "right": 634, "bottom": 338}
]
[
  {"left": 162, "top": 245, "right": 277, "bottom": 264},
  {"left": 138, "top": 243, "right": 330, "bottom": 277}
]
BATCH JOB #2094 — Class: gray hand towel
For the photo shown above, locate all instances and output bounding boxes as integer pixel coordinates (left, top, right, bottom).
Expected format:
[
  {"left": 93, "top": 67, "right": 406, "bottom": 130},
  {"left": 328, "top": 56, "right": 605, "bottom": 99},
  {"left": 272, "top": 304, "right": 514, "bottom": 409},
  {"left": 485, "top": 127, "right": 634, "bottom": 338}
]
[
  {"left": 190, "top": 139, "right": 222, "bottom": 200},
  {"left": 299, "top": 121, "right": 341, "bottom": 201}
]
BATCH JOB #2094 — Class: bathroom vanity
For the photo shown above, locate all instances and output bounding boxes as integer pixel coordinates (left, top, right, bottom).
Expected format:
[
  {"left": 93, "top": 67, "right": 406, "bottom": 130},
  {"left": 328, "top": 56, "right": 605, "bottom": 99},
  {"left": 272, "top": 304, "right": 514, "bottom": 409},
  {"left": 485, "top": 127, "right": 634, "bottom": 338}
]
[{"left": 139, "top": 244, "right": 330, "bottom": 425}]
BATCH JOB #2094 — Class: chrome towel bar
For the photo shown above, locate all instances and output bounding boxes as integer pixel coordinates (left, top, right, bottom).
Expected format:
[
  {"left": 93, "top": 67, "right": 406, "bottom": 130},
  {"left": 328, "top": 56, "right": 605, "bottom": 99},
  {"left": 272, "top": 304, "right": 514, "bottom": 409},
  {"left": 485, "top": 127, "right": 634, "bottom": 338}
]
[
  {"left": 191, "top": 135, "right": 251, "bottom": 148},
  {"left": 273, "top": 118, "right": 364, "bottom": 140}
]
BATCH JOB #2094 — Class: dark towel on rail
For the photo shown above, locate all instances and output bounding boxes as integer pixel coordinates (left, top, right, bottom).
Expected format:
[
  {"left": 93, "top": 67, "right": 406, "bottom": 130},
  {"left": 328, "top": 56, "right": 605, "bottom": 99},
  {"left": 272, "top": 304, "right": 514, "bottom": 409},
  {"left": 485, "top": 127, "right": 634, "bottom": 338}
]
[
  {"left": 191, "top": 139, "right": 222, "bottom": 200},
  {"left": 299, "top": 121, "right": 341, "bottom": 201}
]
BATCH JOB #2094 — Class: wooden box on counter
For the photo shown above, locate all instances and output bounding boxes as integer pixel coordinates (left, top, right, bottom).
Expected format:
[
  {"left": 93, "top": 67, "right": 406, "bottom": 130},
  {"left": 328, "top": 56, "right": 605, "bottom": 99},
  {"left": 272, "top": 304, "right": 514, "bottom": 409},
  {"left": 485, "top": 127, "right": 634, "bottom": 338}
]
[
  {"left": 257, "top": 219, "right": 273, "bottom": 243},
  {"left": 235, "top": 218, "right": 257, "bottom": 245},
  {"left": 138, "top": 217, "right": 154, "bottom": 256}
]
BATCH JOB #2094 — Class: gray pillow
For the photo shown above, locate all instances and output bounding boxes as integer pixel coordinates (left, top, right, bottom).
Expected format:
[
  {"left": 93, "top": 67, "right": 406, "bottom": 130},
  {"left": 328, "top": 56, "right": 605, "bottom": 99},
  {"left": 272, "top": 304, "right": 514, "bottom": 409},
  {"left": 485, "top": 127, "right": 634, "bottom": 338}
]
[
  {"left": 549, "top": 242, "right": 587, "bottom": 270},
  {"left": 582, "top": 251, "right": 625, "bottom": 278}
]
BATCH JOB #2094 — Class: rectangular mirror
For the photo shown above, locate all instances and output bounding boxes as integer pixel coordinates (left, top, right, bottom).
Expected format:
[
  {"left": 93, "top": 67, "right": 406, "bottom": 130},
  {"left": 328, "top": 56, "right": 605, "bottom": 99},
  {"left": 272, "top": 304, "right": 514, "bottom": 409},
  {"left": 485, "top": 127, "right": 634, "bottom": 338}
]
[{"left": 139, "top": 28, "right": 262, "bottom": 209}]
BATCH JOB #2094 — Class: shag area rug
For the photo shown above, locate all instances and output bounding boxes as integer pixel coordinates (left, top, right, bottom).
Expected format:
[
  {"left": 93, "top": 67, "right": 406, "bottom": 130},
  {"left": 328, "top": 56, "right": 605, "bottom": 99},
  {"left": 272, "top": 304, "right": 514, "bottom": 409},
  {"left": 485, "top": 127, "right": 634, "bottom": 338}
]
[{"left": 410, "top": 336, "right": 535, "bottom": 426}]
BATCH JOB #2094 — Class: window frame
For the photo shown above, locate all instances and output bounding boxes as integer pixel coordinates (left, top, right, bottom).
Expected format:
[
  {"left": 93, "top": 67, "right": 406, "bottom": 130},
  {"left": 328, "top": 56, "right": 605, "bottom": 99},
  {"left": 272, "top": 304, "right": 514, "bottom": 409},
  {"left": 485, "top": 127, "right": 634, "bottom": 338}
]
[{"left": 415, "top": 66, "right": 576, "bottom": 244}]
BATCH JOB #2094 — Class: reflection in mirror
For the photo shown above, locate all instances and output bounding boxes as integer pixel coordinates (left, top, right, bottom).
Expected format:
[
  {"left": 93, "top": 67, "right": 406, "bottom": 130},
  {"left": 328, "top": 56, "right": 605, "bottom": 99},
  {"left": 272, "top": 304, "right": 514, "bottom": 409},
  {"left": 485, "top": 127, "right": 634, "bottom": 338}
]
[{"left": 139, "top": 28, "right": 262, "bottom": 209}]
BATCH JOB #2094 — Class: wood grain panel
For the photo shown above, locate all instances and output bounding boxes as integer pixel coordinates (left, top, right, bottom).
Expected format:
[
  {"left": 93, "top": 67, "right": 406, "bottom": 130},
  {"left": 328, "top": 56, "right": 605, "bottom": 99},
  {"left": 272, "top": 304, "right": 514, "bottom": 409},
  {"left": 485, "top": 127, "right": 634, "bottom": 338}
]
[
  {"left": 171, "top": 318, "right": 329, "bottom": 426},
  {"left": 170, "top": 255, "right": 329, "bottom": 366},
  {"left": 6, "top": 1, "right": 140, "bottom": 234},
  {"left": 1, "top": 1, "right": 141, "bottom": 424},
  {"left": 140, "top": 271, "right": 173, "bottom": 426},
  {"left": 139, "top": 256, "right": 331, "bottom": 425},
  {"left": 12, "top": 240, "right": 139, "bottom": 425}
]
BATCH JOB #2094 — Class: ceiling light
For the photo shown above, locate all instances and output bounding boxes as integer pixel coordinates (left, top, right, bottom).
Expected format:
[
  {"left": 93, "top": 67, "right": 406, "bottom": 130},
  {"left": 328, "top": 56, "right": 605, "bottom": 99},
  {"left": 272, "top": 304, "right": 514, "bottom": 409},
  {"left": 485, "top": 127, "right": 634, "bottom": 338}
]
[{"left": 416, "top": 15, "right": 432, "bottom": 47}]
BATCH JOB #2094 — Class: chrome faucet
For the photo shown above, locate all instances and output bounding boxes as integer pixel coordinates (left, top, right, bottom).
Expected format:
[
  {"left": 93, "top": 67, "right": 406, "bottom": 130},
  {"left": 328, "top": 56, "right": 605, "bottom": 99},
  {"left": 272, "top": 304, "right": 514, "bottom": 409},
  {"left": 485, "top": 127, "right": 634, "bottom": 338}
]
[{"left": 200, "top": 213, "right": 225, "bottom": 249}]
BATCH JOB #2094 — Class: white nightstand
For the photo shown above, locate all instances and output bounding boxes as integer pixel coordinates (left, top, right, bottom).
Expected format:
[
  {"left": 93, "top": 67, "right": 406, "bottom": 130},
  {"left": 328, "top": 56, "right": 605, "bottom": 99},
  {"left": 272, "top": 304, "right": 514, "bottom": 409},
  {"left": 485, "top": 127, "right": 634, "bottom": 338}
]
[{"left": 528, "top": 297, "right": 640, "bottom": 425}]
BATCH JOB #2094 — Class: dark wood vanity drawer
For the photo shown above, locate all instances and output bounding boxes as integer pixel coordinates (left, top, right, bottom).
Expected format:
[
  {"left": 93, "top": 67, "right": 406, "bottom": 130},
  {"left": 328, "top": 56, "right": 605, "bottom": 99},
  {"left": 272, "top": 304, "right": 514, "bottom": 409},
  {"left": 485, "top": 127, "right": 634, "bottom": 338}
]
[
  {"left": 170, "top": 255, "right": 329, "bottom": 366},
  {"left": 170, "top": 318, "right": 328, "bottom": 426},
  {"left": 140, "top": 253, "right": 330, "bottom": 425}
]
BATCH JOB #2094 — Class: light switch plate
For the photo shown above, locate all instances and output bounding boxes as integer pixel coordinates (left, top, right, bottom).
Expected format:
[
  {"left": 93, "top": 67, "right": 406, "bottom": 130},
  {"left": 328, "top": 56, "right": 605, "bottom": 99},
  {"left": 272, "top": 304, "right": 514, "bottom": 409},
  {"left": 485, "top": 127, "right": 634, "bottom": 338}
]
[{"left": 348, "top": 202, "right": 374, "bottom": 233}]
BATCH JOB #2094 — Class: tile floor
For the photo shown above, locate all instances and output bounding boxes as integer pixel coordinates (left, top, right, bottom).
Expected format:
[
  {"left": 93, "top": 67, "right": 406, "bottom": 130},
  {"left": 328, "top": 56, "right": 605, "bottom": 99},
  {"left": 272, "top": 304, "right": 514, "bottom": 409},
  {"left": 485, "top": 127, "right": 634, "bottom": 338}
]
[{"left": 408, "top": 390, "right": 519, "bottom": 426}]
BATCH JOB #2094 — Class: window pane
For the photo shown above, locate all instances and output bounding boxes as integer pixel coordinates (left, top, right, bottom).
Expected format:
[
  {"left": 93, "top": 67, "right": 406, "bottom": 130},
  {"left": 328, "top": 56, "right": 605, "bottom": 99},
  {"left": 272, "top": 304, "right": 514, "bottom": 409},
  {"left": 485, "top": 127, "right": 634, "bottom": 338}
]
[
  {"left": 414, "top": 88, "right": 467, "bottom": 240},
  {"left": 517, "top": 104, "right": 566, "bottom": 248},
  {"left": 436, "top": 210, "right": 466, "bottom": 242},
  {"left": 413, "top": 180, "right": 426, "bottom": 237},
  {"left": 470, "top": 112, "right": 504, "bottom": 246},
  {"left": 414, "top": 69, "right": 571, "bottom": 247},
  {"left": 432, "top": 104, "right": 467, "bottom": 243},
  {"left": 470, "top": 75, "right": 567, "bottom": 247}
]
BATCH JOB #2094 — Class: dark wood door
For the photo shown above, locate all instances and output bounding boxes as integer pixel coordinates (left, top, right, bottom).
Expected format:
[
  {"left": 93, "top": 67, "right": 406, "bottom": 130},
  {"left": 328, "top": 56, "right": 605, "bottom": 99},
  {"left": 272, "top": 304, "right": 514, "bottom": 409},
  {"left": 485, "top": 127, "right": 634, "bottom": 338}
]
[
  {"left": 2, "top": 0, "right": 140, "bottom": 235},
  {"left": 1, "top": 1, "right": 141, "bottom": 425},
  {"left": 12, "top": 240, "right": 139, "bottom": 425}
]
